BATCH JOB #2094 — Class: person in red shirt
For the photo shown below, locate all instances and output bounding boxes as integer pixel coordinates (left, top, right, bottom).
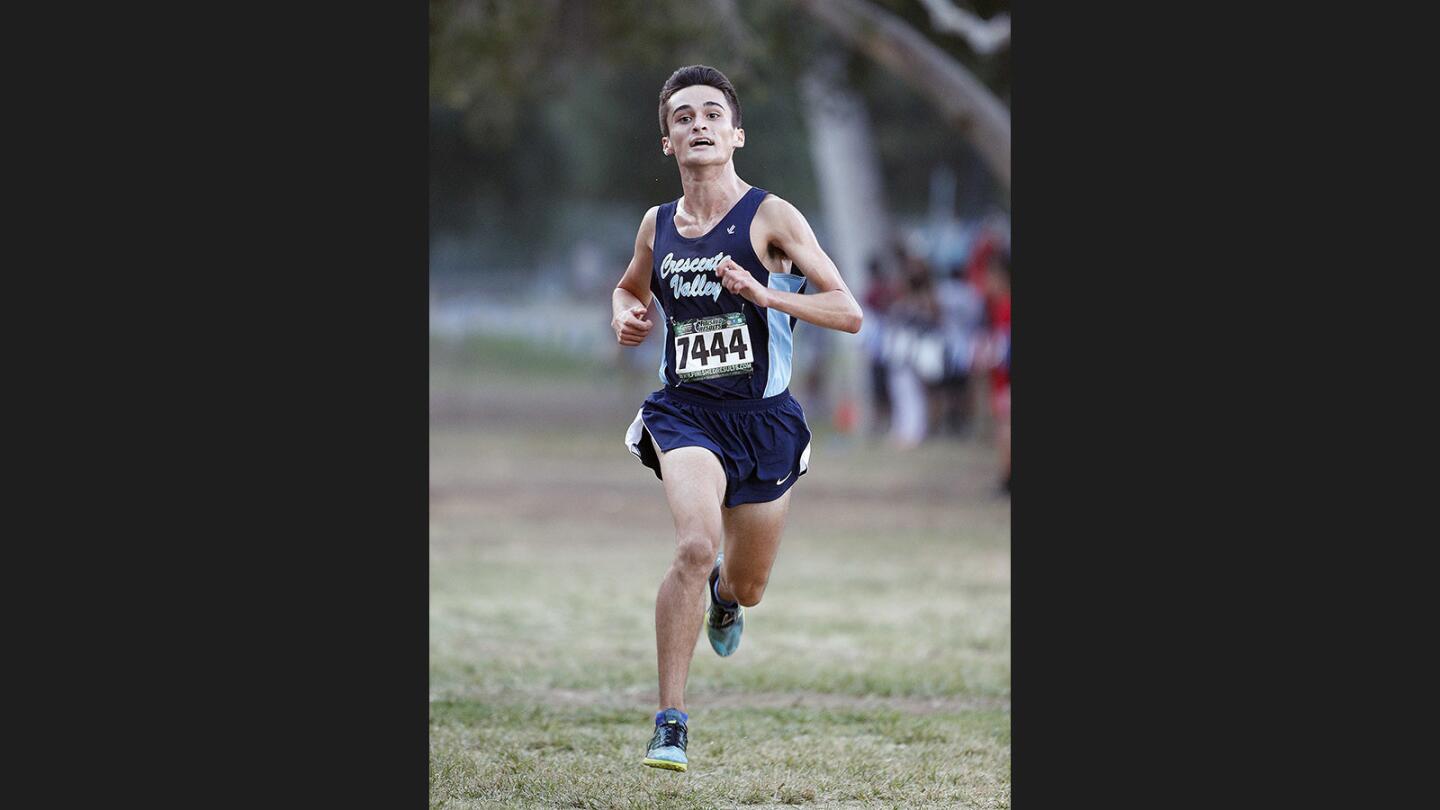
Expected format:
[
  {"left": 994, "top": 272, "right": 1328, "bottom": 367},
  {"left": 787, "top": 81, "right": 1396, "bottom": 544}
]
[{"left": 975, "top": 245, "right": 1011, "bottom": 494}]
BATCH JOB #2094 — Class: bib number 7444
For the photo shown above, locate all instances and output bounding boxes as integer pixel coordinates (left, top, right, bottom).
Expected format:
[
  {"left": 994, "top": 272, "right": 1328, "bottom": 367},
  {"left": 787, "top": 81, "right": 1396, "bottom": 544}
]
[{"left": 672, "top": 312, "right": 754, "bottom": 382}]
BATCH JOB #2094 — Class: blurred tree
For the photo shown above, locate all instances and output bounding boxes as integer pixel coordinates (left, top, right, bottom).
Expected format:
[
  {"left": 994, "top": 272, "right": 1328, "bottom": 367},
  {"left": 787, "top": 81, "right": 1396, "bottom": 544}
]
[
  {"left": 433, "top": 0, "right": 793, "bottom": 278},
  {"left": 428, "top": 0, "right": 1009, "bottom": 276},
  {"left": 793, "top": 0, "right": 1010, "bottom": 194}
]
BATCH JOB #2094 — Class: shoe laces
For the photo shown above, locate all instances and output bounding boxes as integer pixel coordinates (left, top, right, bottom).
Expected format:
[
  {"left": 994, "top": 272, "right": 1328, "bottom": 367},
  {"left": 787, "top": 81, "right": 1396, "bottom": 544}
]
[
  {"left": 651, "top": 721, "right": 687, "bottom": 750},
  {"left": 710, "top": 600, "right": 738, "bottom": 628}
]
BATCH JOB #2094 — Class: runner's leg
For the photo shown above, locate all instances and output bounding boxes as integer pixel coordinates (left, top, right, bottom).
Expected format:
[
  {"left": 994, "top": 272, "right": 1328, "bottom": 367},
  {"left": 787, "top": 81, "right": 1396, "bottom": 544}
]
[
  {"left": 654, "top": 444, "right": 727, "bottom": 712},
  {"left": 715, "top": 490, "right": 792, "bottom": 607}
]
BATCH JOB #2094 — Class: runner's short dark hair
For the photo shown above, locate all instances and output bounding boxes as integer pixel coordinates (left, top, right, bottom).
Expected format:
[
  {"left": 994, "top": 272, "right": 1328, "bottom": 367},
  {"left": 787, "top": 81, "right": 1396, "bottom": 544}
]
[{"left": 658, "top": 65, "right": 742, "bottom": 134}]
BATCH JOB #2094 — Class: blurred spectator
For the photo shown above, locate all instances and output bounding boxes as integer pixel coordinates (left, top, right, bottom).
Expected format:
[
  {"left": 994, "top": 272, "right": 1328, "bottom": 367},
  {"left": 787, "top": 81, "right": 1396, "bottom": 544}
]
[
  {"left": 896, "top": 251, "right": 941, "bottom": 332},
  {"left": 965, "top": 226, "right": 1002, "bottom": 289},
  {"left": 977, "top": 249, "right": 1011, "bottom": 494},
  {"left": 863, "top": 224, "right": 1009, "bottom": 459},
  {"left": 861, "top": 256, "right": 898, "bottom": 436},
  {"left": 885, "top": 251, "right": 940, "bottom": 448},
  {"left": 933, "top": 261, "right": 984, "bottom": 435}
]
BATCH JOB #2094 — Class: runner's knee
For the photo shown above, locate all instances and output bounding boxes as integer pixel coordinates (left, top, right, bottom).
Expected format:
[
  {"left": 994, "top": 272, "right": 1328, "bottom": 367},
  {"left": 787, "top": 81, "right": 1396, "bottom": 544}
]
[
  {"left": 673, "top": 535, "right": 717, "bottom": 576},
  {"left": 728, "top": 578, "right": 767, "bottom": 607}
]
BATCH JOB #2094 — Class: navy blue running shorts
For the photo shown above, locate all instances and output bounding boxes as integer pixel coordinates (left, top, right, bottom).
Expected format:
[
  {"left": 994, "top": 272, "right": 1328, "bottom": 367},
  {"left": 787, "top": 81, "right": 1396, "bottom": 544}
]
[{"left": 625, "top": 387, "right": 811, "bottom": 508}]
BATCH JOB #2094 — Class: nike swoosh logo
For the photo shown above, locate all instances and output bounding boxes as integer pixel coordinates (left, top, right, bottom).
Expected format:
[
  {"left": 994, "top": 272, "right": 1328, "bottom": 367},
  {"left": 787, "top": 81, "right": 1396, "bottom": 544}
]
[{"left": 776, "top": 471, "right": 791, "bottom": 485}]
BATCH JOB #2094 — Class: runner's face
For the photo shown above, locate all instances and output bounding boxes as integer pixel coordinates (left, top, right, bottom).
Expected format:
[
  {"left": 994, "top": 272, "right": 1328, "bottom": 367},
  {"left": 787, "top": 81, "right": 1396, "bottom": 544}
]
[{"left": 661, "top": 85, "right": 743, "bottom": 167}]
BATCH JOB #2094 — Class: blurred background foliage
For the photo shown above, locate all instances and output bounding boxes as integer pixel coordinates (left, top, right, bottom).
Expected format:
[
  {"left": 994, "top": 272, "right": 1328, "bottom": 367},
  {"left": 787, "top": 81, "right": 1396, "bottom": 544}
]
[{"left": 430, "top": 0, "right": 1009, "bottom": 286}]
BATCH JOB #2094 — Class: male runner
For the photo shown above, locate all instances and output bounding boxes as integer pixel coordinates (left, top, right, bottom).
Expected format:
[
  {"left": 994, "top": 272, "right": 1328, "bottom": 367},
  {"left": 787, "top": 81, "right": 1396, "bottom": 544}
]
[{"left": 611, "top": 65, "right": 863, "bottom": 773}]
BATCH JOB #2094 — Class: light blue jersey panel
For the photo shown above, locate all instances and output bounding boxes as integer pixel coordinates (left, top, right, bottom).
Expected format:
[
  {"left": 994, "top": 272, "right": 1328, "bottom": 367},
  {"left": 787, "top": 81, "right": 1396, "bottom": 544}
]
[
  {"left": 763, "top": 273, "right": 807, "bottom": 397},
  {"left": 654, "top": 298, "right": 669, "bottom": 385}
]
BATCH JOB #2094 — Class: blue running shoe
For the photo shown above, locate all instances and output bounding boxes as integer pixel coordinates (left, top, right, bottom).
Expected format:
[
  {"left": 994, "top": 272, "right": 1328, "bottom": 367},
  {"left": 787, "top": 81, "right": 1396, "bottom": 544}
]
[
  {"left": 707, "top": 554, "right": 744, "bottom": 657},
  {"left": 643, "top": 708, "right": 688, "bottom": 771}
]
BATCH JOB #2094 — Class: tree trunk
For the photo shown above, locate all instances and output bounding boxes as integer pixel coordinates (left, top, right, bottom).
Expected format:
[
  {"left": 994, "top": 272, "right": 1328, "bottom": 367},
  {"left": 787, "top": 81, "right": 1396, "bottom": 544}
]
[{"left": 800, "top": 55, "right": 888, "bottom": 434}]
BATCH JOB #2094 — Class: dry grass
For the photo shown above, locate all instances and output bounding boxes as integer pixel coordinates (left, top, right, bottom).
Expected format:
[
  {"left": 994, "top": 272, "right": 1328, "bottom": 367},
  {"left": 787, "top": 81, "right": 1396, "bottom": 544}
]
[{"left": 430, "top": 335, "right": 1010, "bottom": 808}]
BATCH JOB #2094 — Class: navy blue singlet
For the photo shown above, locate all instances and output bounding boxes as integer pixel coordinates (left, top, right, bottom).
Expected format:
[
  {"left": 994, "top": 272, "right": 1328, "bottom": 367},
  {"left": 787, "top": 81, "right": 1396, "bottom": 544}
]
[{"left": 650, "top": 187, "right": 807, "bottom": 401}]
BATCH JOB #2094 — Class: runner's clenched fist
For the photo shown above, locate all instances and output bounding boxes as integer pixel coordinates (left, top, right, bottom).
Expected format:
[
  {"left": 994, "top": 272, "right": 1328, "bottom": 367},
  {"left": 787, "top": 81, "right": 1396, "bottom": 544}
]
[
  {"left": 613, "top": 303, "right": 654, "bottom": 345},
  {"left": 715, "top": 258, "right": 770, "bottom": 308}
]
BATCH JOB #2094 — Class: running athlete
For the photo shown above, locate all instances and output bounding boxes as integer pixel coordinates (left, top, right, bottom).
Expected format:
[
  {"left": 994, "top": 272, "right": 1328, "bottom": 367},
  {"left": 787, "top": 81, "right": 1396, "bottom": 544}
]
[{"left": 611, "top": 65, "right": 863, "bottom": 773}]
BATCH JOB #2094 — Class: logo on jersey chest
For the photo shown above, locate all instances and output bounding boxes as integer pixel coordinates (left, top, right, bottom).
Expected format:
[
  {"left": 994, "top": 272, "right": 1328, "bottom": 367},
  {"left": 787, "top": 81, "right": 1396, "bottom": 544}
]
[{"left": 659, "top": 251, "right": 728, "bottom": 302}]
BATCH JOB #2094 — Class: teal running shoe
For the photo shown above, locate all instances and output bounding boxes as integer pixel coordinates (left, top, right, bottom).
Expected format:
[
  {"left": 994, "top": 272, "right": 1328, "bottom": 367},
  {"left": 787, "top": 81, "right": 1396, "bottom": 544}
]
[
  {"left": 643, "top": 708, "right": 688, "bottom": 772},
  {"left": 706, "top": 554, "right": 744, "bottom": 657}
]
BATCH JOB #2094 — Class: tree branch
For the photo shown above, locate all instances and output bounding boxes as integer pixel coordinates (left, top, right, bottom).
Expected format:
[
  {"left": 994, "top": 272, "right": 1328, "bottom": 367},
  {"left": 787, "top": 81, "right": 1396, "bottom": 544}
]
[
  {"left": 916, "top": 0, "right": 1011, "bottom": 55},
  {"left": 792, "top": 0, "right": 1010, "bottom": 192}
]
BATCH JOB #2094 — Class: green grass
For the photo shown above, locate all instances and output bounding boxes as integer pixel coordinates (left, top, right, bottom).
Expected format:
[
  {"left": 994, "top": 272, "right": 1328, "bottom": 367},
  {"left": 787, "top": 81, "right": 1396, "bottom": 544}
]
[
  {"left": 430, "top": 702, "right": 1008, "bottom": 809},
  {"left": 430, "top": 336, "right": 1010, "bottom": 808}
]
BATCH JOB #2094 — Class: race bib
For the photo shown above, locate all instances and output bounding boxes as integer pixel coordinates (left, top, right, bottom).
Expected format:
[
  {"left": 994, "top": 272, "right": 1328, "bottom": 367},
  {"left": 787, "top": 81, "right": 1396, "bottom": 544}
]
[{"left": 672, "top": 312, "right": 754, "bottom": 382}]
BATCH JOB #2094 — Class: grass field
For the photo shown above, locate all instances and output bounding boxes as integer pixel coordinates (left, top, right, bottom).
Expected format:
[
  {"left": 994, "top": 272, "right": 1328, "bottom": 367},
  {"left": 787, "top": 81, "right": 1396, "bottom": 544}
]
[{"left": 430, "top": 334, "right": 1011, "bottom": 808}]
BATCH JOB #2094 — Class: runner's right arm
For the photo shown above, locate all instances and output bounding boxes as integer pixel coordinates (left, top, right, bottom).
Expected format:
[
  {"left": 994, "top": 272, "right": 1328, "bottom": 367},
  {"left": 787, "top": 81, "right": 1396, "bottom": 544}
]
[{"left": 612, "top": 206, "right": 659, "bottom": 346}]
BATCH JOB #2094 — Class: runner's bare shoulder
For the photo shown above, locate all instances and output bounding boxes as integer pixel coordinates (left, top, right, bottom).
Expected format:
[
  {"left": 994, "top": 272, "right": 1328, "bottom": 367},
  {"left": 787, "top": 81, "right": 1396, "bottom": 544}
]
[
  {"left": 754, "top": 193, "right": 807, "bottom": 229},
  {"left": 753, "top": 194, "right": 811, "bottom": 276},
  {"left": 639, "top": 205, "right": 660, "bottom": 252}
]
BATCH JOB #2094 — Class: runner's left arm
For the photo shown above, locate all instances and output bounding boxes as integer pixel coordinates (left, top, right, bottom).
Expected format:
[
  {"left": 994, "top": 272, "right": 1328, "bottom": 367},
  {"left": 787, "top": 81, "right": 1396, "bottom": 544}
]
[{"left": 714, "top": 197, "right": 863, "bottom": 334}]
